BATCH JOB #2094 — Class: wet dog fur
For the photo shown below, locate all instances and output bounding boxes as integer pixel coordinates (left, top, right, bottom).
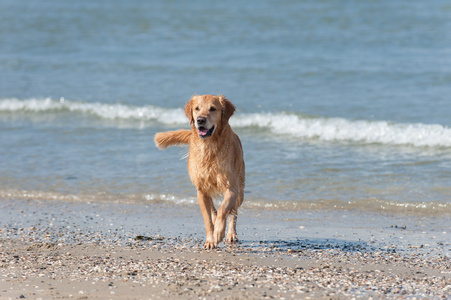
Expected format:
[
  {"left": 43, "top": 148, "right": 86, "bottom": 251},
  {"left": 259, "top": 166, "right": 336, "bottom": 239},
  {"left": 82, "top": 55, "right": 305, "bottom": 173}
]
[{"left": 154, "top": 95, "right": 245, "bottom": 249}]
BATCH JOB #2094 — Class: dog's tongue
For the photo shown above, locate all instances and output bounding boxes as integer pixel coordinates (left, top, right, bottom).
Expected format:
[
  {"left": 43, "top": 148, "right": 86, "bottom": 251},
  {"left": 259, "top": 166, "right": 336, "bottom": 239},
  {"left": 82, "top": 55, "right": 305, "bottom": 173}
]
[{"left": 198, "top": 128, "right": 209, "bottom": 136}]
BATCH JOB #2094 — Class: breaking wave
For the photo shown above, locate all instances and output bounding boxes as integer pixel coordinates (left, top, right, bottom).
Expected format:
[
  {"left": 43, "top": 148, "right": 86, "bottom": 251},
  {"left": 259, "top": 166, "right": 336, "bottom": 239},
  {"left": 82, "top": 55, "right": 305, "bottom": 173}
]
[{"left": 2, "top": 97, "right": 451, "bottom": 148}]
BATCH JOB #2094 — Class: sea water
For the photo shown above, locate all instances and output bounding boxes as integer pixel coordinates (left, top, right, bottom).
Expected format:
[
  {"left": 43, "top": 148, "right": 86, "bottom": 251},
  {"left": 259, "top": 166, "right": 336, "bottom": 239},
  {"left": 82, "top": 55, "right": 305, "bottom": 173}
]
[{"left": 1, "top": 0, "right": 450, "bottom": 220}]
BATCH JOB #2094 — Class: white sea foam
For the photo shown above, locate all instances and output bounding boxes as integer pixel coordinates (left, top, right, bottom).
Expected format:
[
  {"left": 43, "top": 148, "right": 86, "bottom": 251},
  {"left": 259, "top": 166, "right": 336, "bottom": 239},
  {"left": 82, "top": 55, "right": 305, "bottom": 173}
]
[
  {"left": 0, "top": 97, "right": 186, "bottom": 125},
  {"left": 2, "top": 98, "right": 451, "bottom": 148},
  {"left": 232, "top": 112, "right": 451, "bottom": 148}
]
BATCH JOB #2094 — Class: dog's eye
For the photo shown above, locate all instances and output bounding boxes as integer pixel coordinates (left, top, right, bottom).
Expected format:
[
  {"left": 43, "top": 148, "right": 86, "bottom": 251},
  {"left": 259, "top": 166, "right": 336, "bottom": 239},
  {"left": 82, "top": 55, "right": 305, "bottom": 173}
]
[
  {"left": 195, "top": 107, "right": 200, "bottom": 111},
  {"left": 209, "top": 107, "right": 216, "bottom": 112}
]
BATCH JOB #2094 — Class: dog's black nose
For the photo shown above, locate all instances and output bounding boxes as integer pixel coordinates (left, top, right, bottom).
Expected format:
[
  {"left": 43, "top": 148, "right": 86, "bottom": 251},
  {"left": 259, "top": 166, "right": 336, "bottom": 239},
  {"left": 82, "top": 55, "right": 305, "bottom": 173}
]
[{"left": 197, "top": 116, "right": 206, "bottom": 125}]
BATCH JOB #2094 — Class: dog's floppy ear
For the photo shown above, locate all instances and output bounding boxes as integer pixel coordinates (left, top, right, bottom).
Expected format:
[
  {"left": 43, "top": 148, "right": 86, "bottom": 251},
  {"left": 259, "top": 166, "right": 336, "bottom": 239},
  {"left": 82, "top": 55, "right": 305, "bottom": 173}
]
[
  {"left": 219, "top": 95, "right": 235, "bottom": 126},
  {"left": 185, "top": 97, "right": 195, "bottom": 126}
]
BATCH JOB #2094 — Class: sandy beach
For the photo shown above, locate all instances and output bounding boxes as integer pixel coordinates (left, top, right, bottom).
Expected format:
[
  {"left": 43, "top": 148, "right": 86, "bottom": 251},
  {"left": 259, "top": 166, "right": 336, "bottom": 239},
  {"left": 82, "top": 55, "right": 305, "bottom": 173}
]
[
  {"left": 0, "top": 198, "right": 450, "bottom": 299},
  {"left": 1, "top": 239, "right": 450, "bottom": 300}
]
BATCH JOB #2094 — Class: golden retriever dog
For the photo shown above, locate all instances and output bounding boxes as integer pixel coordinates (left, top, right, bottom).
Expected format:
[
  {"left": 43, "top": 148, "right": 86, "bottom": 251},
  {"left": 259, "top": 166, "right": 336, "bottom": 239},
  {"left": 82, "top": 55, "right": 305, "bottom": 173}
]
[{"left": 154, "top": 94, "right": 245, "bottom": 249}]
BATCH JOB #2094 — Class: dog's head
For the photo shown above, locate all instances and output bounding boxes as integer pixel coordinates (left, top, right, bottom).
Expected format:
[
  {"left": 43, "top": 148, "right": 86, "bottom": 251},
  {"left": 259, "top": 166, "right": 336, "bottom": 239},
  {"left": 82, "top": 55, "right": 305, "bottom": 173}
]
[{"left": 185, "top": 94, "right": 235, "bottom": 139}]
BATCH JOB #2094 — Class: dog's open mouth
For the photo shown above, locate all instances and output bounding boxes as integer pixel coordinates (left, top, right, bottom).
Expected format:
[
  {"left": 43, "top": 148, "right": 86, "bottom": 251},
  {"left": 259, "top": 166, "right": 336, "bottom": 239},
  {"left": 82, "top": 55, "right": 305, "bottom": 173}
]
[{"left": 197, "top": 126, "right": 215, "bottom": 138}]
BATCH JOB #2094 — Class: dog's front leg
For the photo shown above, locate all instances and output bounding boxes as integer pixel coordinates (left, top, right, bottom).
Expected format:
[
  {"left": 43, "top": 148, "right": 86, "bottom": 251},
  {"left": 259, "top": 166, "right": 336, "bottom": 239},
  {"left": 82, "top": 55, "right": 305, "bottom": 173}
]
[
  {"left": 213, "top": 189, "right": 237, "bottom": 247},
  {"left": 197, "top": 191, "right": 216, "bottom": 249}
]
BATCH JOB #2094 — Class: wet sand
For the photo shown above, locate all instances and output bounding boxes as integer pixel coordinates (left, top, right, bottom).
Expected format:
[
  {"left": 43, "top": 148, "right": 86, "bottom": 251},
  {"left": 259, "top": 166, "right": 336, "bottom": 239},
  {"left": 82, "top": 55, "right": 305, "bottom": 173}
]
[{"left": 0, "top": 199, "right": 450, "bottom": 299}]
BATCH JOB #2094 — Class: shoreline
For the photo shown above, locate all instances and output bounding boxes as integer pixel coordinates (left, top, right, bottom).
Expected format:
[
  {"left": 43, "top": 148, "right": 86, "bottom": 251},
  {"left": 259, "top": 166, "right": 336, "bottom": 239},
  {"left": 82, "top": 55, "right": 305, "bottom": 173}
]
[{"left": 0, "top": 198, "right": 450, "bottom": 299}]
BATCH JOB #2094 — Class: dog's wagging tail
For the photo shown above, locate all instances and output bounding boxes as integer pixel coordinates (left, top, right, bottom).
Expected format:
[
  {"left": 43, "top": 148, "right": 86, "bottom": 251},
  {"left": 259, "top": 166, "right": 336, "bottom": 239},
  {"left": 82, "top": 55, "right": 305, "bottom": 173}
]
[{"left": 154, "top": 94, "right": 245, "bottom": 249}]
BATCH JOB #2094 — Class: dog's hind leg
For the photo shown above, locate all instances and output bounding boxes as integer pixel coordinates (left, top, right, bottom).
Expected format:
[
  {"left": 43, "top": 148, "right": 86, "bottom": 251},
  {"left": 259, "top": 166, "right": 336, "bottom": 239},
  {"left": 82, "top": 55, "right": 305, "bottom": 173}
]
[
  {"left": 226, "top": 209, "right": 238, "bottom": 243},
  {"left": 227, "top": 188, "right": 243, "bottom": 244},
  {"left": 211, "top": 206, "right": 217, "bottom": 227}
]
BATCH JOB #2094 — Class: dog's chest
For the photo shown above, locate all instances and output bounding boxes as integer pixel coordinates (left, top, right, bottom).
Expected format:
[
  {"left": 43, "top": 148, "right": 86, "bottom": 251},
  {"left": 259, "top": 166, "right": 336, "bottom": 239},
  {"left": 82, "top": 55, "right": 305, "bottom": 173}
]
[{"left": 188, "top": 147, "right": 230, "bottom": 194}]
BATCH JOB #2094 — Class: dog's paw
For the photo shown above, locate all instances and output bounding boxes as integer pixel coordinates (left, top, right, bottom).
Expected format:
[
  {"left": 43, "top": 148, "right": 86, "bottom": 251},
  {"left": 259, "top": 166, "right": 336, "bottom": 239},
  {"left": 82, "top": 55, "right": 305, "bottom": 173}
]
[
  {"left": 226, "top": 233, "right": 239, "bottom": 244},
  {"left": 213, "top": 233, "right": 225, "bottom": 246},
  {"left": 213, "top": 222, "right": 226, "bottom": 246},
  {"left": 203, "top": 240, "right": 217, "bottom": 249}
]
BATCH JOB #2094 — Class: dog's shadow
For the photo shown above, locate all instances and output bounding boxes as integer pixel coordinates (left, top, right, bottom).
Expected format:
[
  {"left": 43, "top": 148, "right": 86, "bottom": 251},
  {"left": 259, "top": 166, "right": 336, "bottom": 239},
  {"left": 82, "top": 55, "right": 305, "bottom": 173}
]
[{"left": 231, "top": 238, "right": 385, "bottom": 254}]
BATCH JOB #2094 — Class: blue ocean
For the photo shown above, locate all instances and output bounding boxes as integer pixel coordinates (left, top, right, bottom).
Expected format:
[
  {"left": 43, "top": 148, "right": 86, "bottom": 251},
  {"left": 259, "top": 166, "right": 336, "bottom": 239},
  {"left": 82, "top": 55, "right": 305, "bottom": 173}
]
[{"left": 1, "top": 0, "right": 450, "bottom": 221}]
